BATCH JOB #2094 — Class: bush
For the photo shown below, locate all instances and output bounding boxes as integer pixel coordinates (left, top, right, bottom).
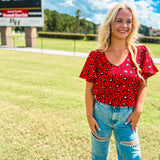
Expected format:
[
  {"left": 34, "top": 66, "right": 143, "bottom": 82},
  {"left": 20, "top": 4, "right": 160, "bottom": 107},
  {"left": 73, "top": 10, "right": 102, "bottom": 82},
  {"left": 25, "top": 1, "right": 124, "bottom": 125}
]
[
  {"left": 38, "top": 32, "right": 85, "bottom": 40},
  {"left": 86, "top": 34, "right": 98, "bottom": 40},
  {"left": 38, "top": 32, "right": 160, "bottom": 43},
  {"left": 138, "top": 36, "right": 160, "bottom": 43}
]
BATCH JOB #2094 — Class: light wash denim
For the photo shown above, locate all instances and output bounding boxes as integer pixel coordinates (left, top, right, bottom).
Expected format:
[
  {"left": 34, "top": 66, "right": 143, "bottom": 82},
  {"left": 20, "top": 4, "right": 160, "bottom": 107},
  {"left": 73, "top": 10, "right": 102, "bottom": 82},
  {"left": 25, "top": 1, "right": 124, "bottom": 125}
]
[{"left": 91, "top": 99, "right": 141, "bottom": 160}]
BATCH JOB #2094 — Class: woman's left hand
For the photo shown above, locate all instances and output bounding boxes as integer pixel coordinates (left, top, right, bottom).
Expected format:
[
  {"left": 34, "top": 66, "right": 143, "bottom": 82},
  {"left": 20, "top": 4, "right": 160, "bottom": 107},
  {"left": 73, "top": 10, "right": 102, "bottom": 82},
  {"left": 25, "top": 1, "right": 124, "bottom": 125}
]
[{"left": 126, "top": 110, "right": 142, "bottom": 132}]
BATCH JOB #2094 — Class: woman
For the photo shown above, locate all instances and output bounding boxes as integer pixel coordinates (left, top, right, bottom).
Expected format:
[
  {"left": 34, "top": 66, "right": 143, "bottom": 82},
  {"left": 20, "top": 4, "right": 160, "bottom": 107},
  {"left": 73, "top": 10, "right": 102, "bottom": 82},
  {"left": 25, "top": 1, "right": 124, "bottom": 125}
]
[{"left": 79, "top": 3, "right": 159, "bottom": 160}]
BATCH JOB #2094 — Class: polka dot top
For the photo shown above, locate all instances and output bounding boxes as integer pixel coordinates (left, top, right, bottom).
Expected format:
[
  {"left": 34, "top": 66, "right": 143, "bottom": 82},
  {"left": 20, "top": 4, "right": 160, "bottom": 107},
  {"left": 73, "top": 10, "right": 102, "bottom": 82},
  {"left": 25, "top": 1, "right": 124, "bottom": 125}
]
[{"left": 79, "top": 45, "right": 159, "bottom": 107}]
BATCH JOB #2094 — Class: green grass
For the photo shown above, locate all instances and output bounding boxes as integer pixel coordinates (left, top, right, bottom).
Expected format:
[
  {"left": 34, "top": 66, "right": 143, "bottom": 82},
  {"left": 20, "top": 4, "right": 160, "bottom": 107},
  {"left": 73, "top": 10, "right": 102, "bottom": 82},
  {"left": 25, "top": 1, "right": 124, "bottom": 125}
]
[
  {"left": 143, "top": 43, "right": 160, "bottom": 58},
  {"left": 0, "top": 49, "right": 159, "bottom": 159},
  {"left": 10, "top": 35, "right": 160, "bottom": 58},
  {"left": 11, "top": 35, "right": 98, "bottom": 53}
]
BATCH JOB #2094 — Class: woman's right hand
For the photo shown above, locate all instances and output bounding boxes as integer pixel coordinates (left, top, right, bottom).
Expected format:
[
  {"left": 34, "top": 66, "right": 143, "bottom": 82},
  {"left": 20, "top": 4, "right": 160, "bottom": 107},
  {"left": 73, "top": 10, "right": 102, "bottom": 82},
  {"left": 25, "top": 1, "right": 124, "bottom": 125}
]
[{"left": 87, "top": 115, "right": 100, "bottom": 135}]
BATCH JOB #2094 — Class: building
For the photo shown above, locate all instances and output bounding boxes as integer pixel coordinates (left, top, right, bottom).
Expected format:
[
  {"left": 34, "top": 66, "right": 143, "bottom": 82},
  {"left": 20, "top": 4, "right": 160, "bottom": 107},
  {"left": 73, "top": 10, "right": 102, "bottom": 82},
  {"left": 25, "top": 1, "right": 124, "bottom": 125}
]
[{"left": 149, "top": 29, "right": 157, "bottom": 36}]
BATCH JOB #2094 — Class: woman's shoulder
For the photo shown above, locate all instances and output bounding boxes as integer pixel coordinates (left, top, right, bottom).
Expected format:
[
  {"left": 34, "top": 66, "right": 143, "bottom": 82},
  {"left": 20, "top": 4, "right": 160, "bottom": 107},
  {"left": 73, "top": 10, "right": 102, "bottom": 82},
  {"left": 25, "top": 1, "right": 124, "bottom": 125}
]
[
  {"left": 88, "top": 49, "right": 103, "bottom": 58},
  {"left": 135, "top": 44, "right": 148, "bottom": 52},
  {"left": 135, "top": 44, "right": 151, "bottom": 60},
  {"left": 135, "top": 44, "right": 153, "bottom": 65}
]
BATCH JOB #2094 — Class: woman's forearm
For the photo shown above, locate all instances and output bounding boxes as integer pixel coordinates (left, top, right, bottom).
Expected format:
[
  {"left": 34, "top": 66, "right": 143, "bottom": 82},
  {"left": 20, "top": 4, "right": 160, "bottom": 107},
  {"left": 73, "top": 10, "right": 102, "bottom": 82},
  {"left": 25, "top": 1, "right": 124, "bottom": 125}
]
[
  {"left": 85, "top": 81, "right": 100, "bottom": 134},
  {"left": 126, "top": 79, "right": 148, "bottom": 131},
  {"left": 135, "top": 79, "right": 148, "bottom": 113},
  {"left": 85, "top": 81, "right": 94, "bottom": 114}
]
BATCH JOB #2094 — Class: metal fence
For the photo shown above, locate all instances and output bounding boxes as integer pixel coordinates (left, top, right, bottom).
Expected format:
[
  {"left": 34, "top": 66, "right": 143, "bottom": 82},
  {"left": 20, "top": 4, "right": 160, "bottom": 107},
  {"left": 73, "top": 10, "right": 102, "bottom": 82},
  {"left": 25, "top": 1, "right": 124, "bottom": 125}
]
[
  {"left": 0, "top": 33, "right": 160, "bottom": 64},
  {"left": 0, "top": 33, "right": 98, "bottom": 54}
]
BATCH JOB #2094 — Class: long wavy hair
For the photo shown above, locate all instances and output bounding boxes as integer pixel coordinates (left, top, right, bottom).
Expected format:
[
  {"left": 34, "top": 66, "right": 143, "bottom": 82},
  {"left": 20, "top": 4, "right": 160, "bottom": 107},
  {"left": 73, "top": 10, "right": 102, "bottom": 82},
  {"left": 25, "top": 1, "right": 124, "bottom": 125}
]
[{"left": 98, "top": 3, "right": 144, "bottom": 81}]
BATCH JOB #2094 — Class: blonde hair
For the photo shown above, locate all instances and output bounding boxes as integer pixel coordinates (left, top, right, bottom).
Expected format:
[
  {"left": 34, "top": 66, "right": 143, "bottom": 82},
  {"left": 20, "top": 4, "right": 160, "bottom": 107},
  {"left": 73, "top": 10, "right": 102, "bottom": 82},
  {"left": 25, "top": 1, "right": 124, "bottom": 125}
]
[{"left": 98, "top": 3, "right": 144, "bottom": 81}]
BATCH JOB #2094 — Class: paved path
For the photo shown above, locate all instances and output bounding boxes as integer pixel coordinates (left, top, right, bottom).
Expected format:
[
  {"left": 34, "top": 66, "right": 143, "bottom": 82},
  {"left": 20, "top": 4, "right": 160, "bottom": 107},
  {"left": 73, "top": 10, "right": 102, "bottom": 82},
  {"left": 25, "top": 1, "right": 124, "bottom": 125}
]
[
  {"left": 0, "top": 46, "right": 88, "bottom": 57},
  {"left": 0, "top": 45, "right": 160, "bottom": 64}
]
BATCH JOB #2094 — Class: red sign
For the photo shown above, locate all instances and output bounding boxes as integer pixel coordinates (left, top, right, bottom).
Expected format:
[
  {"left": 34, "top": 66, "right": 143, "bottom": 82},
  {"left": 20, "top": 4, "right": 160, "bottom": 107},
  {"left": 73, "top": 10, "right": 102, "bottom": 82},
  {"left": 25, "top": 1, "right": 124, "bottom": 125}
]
[{"left": 2, "top": 9, "right": 28, "bottom": 18}]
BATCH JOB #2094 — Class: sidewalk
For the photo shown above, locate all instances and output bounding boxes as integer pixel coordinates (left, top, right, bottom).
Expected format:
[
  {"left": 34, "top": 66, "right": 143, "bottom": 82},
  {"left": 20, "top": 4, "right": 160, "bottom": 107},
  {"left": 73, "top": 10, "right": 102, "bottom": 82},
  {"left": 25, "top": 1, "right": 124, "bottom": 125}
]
[
  {"left": 0, "top": 45, "right": 88, "bottom": 57},
  {"left": 0, "top": 45, "right": 160, "bottom": 64}
]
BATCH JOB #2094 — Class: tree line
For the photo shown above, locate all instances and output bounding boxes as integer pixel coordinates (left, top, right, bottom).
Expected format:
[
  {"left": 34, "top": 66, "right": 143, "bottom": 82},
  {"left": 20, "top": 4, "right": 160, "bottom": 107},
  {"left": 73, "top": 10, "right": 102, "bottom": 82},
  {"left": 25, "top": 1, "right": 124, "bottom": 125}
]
[
  {"left": 44, "top": 9, "right": 151, "bottom": 36},
  {"left": 44, "top": 9, "right": 98, "bottom": 34},
  {"left": 14, "top": 8, "right": 151, "bottom": 36}
]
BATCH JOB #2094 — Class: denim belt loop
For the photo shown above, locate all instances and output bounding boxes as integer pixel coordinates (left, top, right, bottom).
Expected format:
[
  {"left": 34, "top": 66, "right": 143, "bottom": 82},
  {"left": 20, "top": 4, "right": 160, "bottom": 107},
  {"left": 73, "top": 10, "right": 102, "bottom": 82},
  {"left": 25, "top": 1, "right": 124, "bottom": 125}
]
[
  {"left": 95, "top": 98, "right": 100, "bottom": 104},
  {"left": 128, "top": 106, "right": 132, "bottom": 109}
]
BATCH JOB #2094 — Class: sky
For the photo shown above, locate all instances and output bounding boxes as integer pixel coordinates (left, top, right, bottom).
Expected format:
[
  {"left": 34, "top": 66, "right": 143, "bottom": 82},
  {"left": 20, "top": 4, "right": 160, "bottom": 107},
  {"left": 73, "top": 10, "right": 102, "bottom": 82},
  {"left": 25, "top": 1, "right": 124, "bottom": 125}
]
[{"left": 43, "top": 0, "right": 160, "bottom": 29}]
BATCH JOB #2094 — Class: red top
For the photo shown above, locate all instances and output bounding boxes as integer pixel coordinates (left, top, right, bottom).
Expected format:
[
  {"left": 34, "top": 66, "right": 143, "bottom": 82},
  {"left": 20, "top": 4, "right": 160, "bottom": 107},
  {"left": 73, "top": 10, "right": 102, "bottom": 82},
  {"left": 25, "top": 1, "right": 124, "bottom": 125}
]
[{"left": 79, "top": 45, "right": 159, "bottom": 107}]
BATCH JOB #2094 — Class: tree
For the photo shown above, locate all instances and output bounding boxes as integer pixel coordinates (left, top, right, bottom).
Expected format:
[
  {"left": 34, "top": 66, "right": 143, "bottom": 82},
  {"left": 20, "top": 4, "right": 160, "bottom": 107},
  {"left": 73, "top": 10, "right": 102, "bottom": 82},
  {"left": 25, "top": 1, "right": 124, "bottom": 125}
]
[
  {"left": 87, "top": 23, "right": 94, "bottom": 34},
  {"left": 75, "top": 9, "right": 82, "bottom": 31},
  {"left": 138, "top": 24, "right": 150, "bottom": 36},
  {"left": 43, "top": 9, "right": 98, "bottom": 34},
  {"left": 79, "top": 18, "right": 97, "bottom": 34}
]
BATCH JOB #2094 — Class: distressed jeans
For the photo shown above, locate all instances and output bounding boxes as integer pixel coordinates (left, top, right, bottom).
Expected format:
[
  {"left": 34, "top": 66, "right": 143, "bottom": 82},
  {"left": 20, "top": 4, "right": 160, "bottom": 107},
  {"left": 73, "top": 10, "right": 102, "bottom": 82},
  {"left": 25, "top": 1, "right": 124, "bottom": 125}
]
[{"left": 91, "top": 99, "right": 141, "bottom": 160}]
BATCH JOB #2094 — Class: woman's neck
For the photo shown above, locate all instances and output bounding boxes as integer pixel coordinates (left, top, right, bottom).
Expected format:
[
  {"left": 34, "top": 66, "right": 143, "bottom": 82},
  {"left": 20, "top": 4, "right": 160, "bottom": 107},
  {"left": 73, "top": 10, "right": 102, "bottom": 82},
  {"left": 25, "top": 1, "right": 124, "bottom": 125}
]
[{"left": 108, "top": 38, "right": 127, "bottom": 51}]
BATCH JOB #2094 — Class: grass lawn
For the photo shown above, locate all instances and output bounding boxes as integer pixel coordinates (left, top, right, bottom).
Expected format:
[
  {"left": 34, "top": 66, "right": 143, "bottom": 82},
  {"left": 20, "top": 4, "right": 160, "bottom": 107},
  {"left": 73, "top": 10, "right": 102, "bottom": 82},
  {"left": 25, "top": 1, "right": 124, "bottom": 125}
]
[
  {"left": 0, "top": 49, "right": 159, "bottom": 159},
  {"left": 11, "top": 35, "right": 98, "bottom": 54},
  {"left": 10, "top": 35, "right": 160, "bottom": 58}
]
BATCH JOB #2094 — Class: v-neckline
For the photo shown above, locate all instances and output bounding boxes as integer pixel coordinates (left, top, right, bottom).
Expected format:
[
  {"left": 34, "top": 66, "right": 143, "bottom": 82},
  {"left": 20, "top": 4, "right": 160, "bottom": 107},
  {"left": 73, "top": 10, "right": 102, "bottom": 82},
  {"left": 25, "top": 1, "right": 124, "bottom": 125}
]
[{"left": 103, "top": 51, "right": 130, "bottom": 67}]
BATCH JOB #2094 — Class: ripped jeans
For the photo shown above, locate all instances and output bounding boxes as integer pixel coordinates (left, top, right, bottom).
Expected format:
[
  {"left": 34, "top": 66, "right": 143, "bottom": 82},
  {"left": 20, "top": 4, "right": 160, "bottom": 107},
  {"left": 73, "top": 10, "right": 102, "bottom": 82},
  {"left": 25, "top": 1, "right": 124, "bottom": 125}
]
[{"left": 91, "top": 99, "right": 141, "bottom": 160}]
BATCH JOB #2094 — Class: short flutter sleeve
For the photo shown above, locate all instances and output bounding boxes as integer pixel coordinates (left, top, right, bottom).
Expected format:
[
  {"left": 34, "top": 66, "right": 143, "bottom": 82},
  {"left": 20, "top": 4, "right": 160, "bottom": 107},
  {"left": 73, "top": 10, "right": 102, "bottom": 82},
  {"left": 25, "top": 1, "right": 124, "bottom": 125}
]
[
  {"left": 139, "top": 45, "right": 159, "bottom": 79},
  {"left": 79, "top": 51, "right": 97, "bottom": 83}
]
